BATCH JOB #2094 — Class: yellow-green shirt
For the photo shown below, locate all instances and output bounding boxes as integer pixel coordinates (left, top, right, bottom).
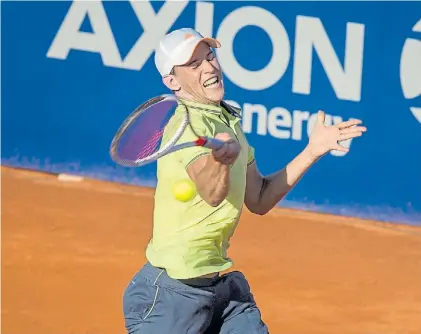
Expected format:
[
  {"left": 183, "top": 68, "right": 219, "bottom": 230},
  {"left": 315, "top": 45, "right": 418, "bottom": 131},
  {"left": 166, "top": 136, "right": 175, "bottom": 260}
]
[{"left": 145, "top": 99, "right": 255, "bottom": 279}]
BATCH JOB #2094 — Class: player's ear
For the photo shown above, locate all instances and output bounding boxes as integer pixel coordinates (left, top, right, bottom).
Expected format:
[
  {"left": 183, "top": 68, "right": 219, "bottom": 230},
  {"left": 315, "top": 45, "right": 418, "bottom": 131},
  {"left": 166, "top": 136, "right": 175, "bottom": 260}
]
[{"left": 163, "top": 73, "right": 181, "bottom": 92}]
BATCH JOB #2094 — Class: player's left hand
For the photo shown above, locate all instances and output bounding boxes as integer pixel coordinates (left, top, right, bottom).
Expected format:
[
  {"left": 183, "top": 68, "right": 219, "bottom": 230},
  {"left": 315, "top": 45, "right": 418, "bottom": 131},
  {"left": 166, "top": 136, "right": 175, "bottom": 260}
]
[{"left": 307, "top": 110, "right": 367, "bottom": 158}]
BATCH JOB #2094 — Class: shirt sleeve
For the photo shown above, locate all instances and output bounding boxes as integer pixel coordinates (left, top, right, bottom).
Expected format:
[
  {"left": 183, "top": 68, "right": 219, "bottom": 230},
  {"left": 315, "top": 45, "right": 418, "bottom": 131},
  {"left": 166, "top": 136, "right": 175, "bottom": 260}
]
[
  {"left": 247, "top": 144, "right": 255, "bottom": 166},
  {"left": 174, "top": 113, "right": 213, "bottom": 168}
]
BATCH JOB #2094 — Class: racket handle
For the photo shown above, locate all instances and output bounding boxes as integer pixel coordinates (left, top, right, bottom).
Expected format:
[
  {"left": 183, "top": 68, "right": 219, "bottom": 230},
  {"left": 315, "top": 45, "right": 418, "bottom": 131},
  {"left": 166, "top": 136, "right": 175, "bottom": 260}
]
[{"left": 202, "top": 137, "right": 225, "bottom": 150}]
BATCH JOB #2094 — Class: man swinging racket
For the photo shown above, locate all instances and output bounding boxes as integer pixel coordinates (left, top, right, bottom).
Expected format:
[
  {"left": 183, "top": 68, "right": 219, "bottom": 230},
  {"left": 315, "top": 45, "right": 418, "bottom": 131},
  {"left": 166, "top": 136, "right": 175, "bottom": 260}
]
[{"left": 121, "top": 28, "right": 367, "bottom": 333}]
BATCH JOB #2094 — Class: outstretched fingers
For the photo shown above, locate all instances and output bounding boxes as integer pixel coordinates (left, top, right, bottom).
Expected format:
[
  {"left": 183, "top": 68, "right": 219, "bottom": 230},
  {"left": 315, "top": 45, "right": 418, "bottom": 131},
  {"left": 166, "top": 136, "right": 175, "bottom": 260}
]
[
  {"left": 339, "top": 132, "right": 364, "bottom": 141},
  {"left": 339, "top": 125, "right": 367, "bottom": 140},
  {"left": 334, "top": 143, "right": 350, "bottom": 152},
  {"left": 337, "top": 119, "right": 363, "bottom": 130}
]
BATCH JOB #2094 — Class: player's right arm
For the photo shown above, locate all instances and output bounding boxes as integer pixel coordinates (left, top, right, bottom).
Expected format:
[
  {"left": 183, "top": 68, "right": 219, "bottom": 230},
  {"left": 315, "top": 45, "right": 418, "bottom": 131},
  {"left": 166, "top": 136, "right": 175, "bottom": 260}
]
[{"left": 186, "top": 133, "right": 240, "bottom": 207}]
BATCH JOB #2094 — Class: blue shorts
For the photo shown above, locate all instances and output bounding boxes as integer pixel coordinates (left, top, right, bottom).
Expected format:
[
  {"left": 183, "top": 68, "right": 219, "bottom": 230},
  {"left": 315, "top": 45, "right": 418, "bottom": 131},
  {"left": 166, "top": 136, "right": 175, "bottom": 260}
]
[{"left": 123, "top": 262, "right": 269, "bottom": 334}]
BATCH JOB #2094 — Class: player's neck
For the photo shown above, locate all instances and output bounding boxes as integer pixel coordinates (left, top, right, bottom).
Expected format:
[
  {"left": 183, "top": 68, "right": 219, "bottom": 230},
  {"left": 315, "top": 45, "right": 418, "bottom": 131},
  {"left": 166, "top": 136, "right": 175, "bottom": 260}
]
[{"left": 176, "top": 91, "right": 221, "bottom": 107}]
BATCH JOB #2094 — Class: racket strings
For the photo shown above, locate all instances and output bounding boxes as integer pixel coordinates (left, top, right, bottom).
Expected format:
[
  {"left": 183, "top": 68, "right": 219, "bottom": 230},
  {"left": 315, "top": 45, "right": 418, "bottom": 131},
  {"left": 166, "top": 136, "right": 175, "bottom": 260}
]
[
  {"left": 110, "top": 96, "right": 191, "bottom": 166},
  {"left": 136, "top": 127, "right": 166, "bottom": 159}
]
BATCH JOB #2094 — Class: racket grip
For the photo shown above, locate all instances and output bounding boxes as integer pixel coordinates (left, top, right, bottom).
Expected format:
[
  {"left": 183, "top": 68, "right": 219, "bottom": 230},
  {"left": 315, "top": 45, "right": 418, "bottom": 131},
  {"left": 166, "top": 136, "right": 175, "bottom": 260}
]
[{"left": 203, "top": 137, "right": 225, "bottom": 150}]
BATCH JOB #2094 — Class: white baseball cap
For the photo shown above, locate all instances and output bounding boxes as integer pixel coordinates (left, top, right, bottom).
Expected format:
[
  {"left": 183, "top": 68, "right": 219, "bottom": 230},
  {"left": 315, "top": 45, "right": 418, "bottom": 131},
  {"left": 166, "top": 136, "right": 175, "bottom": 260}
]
[{"left": 154, "top": 28, "right": 221, "bottom": 77}]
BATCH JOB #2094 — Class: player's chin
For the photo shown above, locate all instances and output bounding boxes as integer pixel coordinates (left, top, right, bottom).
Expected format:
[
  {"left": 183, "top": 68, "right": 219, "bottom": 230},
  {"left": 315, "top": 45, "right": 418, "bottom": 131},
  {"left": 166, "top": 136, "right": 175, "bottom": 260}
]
[{"left": 204, "top": 86, "right": 224, "bottom": 104}]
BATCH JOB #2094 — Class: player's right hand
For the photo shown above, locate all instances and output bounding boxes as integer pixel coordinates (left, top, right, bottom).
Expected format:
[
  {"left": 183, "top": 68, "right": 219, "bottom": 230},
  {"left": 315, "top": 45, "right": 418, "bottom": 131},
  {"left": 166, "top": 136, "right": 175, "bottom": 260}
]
[{"left": 212, "top": 133, "right": 241, "bottom": 165}]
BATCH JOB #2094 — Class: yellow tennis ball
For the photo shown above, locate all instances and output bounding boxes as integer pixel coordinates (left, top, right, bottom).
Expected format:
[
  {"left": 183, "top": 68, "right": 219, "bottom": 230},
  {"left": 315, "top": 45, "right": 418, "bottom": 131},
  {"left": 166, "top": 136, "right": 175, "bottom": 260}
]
[{"left": 172, "top": 179, "right": 197, "bottom": 202}]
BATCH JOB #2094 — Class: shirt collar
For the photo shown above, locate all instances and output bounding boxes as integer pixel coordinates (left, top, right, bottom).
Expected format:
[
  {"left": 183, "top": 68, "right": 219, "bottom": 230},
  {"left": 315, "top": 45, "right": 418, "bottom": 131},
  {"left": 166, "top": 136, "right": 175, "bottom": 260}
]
[
  {"left": 179, "top": 98, "right": 223, "bottom": 115},
  {"left": 178, "top": 98, "right": 242, "bottom": 122}
]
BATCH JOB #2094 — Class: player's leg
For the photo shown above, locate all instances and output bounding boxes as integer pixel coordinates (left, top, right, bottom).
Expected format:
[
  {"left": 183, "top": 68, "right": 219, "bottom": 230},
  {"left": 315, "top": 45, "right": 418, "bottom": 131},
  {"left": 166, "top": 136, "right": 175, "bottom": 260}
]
[
  {"left": 219, "top": 271, "right": 269, "bottom": 334},
  {"left": 122, "top": 262, "right": 215, "bottom": 334}
]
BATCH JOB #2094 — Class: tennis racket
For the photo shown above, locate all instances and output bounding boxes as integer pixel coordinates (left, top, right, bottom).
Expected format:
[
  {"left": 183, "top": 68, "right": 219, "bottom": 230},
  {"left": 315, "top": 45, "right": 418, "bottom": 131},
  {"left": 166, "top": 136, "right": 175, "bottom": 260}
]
[{"left": 109, "top": 94, "right": 225, "bottom": 167}]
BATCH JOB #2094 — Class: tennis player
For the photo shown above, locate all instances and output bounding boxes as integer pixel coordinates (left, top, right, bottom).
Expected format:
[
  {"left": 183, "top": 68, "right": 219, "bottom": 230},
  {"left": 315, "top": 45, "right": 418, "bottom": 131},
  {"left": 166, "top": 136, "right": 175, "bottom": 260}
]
[{"left": 122, "top": 28, "right": 366, "bottom": 333}]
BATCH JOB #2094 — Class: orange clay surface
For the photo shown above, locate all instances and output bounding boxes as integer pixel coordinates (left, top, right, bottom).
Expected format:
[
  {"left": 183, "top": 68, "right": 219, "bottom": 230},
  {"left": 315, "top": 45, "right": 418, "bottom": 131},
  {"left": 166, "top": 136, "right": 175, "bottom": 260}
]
[{"left": 2, "top": 166, "right": 421, "bottom": 334}]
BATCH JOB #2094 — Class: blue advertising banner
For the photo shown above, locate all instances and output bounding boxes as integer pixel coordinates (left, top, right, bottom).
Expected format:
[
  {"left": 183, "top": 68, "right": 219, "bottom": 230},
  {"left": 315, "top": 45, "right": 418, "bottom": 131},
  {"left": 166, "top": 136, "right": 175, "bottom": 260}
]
[{"left": 2, "top": 1, "right": 421, "bottom": 225}]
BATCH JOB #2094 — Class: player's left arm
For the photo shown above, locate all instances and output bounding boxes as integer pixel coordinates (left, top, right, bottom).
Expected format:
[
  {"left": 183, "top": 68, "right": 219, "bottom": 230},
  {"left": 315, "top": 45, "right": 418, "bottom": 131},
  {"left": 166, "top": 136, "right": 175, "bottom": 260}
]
[
  {"left": 244, "top": 148, "right": 318, "bottom": 215},
  {"left": 244, "top": 111, "right": 366, "bottom": 215}
]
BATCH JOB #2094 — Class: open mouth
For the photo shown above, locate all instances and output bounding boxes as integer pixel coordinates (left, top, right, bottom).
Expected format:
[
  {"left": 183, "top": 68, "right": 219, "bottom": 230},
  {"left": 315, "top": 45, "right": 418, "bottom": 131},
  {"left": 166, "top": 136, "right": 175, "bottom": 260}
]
[{"left": 203, "top": 76, "right": 220, "bottom": 88}]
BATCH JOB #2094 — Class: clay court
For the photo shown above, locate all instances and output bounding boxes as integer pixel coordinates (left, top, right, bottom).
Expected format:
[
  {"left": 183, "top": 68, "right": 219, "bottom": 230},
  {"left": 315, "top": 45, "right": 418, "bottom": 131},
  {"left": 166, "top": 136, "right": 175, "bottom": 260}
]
[{"left": 2, "top": 166, "right": 421, "bottom": 334}]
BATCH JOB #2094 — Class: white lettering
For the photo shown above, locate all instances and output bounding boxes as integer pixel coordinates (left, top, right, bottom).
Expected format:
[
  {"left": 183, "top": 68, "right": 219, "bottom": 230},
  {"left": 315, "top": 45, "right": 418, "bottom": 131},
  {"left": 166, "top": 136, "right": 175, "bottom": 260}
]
[
  {"left": 216, "top": 6, "right": 290, "bottom": 90},
  {"left": 195, "top": 1, "right": 214, "bottom": 38},
  {"left": 47, "top": 3, "right": 365, "bottom": 103},
  {"left": 46, "top": 1, "right": 123, "bottom": 67},
  {"left": 47, "top": 0, "right": 189, "bottom": 71},
  {"left": 268, "top": 107, "right": 292, "bottom": 139},
  {"left": 239, "top": 101, "right": 354, "bottom": 156},
  {"left": 293, "top": 16, "right": 365, "bottom": 102},
  {"left": 292, "top": 110, "right": 310, "bottom": 140},
  {"left": 242, "top": 103, "right": 268, "bottom": 135},
  {"left": 122, "top": 0, "right": 188, "bottom": 70}
]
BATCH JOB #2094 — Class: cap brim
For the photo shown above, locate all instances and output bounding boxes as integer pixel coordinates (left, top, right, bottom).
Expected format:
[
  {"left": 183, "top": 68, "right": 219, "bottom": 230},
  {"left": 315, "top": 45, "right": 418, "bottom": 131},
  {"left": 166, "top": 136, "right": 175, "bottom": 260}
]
[
  {"left": 180, "top": 37, "right": 221, "bottom": 66},
  {"left": 201, "top": 37, "right": 221, "bottom": 49}
]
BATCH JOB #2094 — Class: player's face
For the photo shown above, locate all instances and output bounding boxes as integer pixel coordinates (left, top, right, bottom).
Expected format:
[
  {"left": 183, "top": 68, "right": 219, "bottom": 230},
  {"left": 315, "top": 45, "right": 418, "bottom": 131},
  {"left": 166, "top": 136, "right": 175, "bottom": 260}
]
[{"left": 174, "top": 42, "right": 224, "bottom": 105}]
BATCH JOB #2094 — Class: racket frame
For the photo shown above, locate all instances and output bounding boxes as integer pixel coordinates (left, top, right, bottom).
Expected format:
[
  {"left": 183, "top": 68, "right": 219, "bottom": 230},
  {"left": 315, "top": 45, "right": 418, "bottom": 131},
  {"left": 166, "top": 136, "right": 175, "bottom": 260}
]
[{"left": 109, "top": 94, "right": 224, "bottom": 167}]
